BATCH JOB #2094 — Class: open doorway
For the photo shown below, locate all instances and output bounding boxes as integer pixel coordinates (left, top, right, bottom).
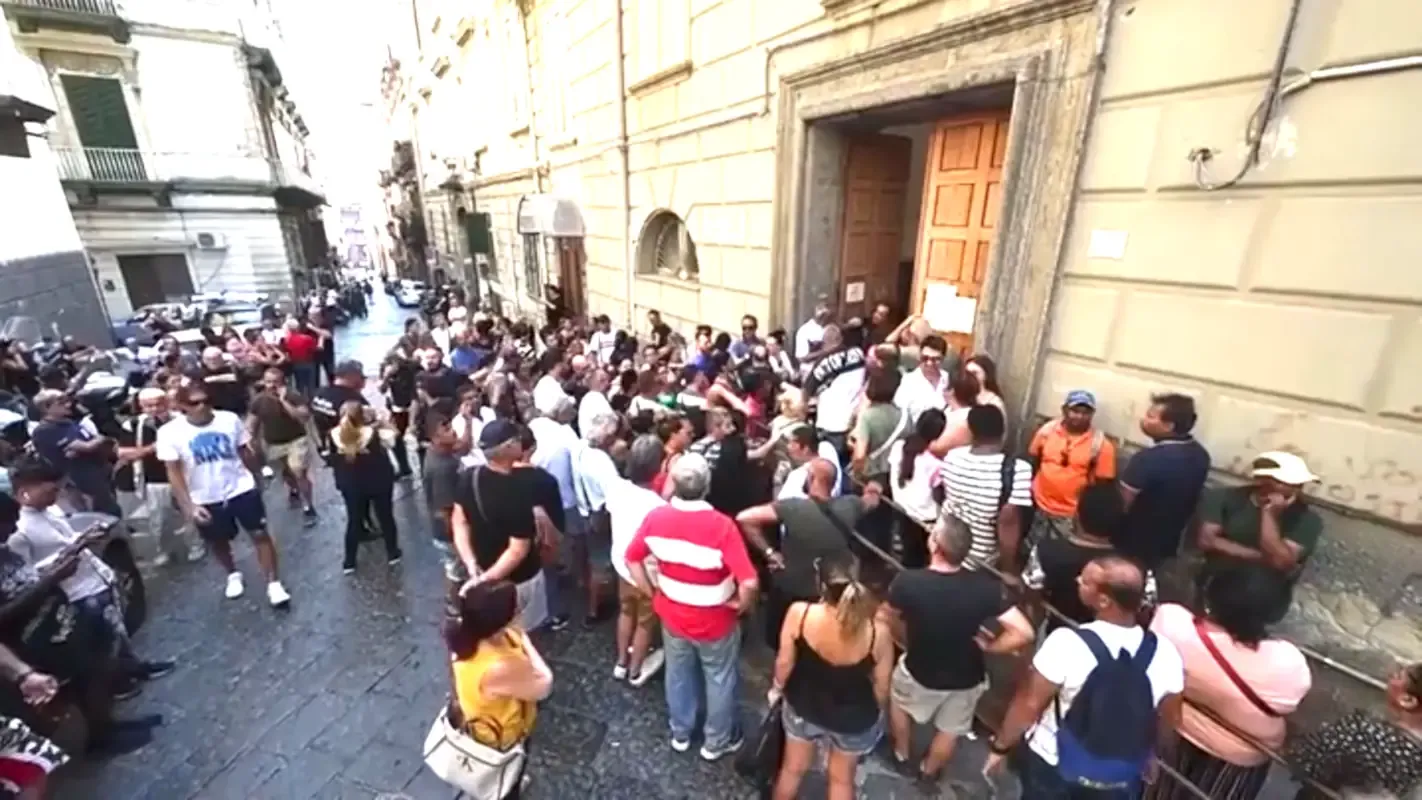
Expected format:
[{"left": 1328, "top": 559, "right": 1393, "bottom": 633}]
[{"left": 815, "top": 84, "right": 1015, "bottom": 357}]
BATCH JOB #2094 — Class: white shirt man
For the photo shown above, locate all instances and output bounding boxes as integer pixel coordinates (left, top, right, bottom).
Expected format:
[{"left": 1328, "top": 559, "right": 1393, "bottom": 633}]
[
  {"left": 578, "top": 389, "right": 614, "bottom": 442},
  {"left": 589, "top": 323, "right": 618, "bottom": 364},
  {"left": 778, "top": 441, "right": 844, "bottom": 500},
  {"left": 156, "top": 409, "right": 256, "bottom": 506},
  {"left": 528, "top": 414, "right": 579, "bottom": 513},
  {"left": 533, "top": 374, "right": 570, "bottom": 417},
  {"left": 1025, "top": 619, "right": 1184, "bottom": 767},
  {"left": 894, "top": 364, "right": 949, "bottom": 423},
  {"left": 11, "top": 506, "right": 114, "bottom": 602},
  {"left": 794, "top": 317, "right": 826, "bottom": 361}
]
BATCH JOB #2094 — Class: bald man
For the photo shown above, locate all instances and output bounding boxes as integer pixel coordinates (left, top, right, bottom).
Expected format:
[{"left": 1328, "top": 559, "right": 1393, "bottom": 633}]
[
  {"left": 985, "top": 553, "right": 1185, "bottom": 789},
  {"left": 736, "top": 462, "right": 883, "bottom": 648}
]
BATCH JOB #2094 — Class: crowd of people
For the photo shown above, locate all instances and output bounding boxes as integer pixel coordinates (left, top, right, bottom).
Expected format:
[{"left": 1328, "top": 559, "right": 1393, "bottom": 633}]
[
  {"left": 403, "top": 294, "right": 1419, "bottom": 800},
  {"left": 0, "top": 282, "right": 1416, "bottom": 800}
]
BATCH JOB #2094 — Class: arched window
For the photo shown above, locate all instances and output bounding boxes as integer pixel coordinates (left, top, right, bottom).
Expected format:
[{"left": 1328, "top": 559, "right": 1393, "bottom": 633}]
[{"left": 636, "top": 210, "right": 698, "bottom": 281}]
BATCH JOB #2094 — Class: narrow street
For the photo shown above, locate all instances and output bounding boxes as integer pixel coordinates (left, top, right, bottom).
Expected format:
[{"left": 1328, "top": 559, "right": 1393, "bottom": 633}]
[{"left": 48, "top": 297, "right": 768, "bottom": 800}]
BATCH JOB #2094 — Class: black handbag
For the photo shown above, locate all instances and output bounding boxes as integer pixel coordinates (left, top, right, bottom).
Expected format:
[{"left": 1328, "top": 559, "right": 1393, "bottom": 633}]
[{"left": 734, "top": 699, "right": 786, "bottom": 797}]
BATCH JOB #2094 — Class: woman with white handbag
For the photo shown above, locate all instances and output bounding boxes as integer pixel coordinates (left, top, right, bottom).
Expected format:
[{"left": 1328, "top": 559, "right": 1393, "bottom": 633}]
[{"left": 425, "top": 579, "right": 552, "bottom": 799}]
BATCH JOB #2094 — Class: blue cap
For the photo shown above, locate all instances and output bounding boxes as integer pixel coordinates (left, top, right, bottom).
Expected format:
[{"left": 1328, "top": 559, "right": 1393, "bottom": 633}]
[
  {"left": 1064, "top": 390, "right": 1097, "bottom": 409},
  {"left": 478, "top": 419, "right": 520, "bottom": 450}
]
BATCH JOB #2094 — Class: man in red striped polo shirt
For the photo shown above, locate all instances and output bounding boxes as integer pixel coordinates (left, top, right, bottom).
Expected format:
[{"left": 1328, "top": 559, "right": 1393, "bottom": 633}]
[{"left": 625, "top": 452, "right": 758, "bottom": 761}]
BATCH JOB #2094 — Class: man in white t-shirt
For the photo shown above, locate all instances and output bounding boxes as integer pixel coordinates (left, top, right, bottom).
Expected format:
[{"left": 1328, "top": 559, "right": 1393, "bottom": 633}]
[
  {"left": 158, "top": 383, "right": 290, "bottom": 608},
  {"left": 8, "top": 459, "right": 177, "bottom": 694},
  {"left": 801, "top": 324, "right": 866, "bottom": 461},
  {"left": 777, "top": 424, "right": 843, "bottom": 500},
  {"left": 529, "top": 398, "right": 582, "bottom": 629},
  {"left": 598, "top": 434, "right": 667, "bottom": 686},
  {"left": 984, "top": 555, "right": 1184, "bottom": 794},
  {"left": 794, "top": 302, "right": 832, "bottom": 360},
  {"left": 588, "top": 315, "right": 619, "bottom": 365},
  {"left": 532, "top": 351, "right": 571, "bottom": 416},
  {"left": 577, "top": 368, "right": 614, "bottom": 440}
]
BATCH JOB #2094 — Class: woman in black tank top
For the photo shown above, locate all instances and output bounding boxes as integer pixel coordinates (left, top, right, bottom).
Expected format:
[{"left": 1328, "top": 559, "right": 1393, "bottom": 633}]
[{"left": 769, "top": 554, "right": 893, "bottom": 800}]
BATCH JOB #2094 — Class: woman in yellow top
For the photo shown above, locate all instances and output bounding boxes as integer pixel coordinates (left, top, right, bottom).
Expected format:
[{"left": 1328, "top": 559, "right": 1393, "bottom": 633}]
[{"left": 446, "top": 580, "right": 553, "bottom": 798}]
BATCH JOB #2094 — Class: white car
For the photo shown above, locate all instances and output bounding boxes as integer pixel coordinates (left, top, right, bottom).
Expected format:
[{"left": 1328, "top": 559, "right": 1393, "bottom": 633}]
[{"left": 395, "top": 282, "right": 425, "bottom": 308}]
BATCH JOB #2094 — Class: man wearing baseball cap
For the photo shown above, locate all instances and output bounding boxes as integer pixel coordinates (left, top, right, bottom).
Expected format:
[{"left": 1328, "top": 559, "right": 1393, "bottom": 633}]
[
  {"left": 1026, "top": 389, "right": 1118, "bottom": 548},
  {"left": 449, "top": 419, "right": 553, "bottom": 632},
  {"left": 1196, "top": 450, "right": 1323, "bottom": 622}
]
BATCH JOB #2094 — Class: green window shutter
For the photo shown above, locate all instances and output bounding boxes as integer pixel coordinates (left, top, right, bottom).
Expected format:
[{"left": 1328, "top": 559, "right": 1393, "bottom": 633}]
[
  {"left": 464, "top": 212, "right": 492, "bottom": 255},
  {"left": 60, "top": 75, "right": 139, "bottom": 149}
]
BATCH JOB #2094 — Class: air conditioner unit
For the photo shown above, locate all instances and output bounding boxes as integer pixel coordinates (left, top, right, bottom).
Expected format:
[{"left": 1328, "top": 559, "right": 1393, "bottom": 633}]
[{"left": 193, "top": 232, "right": 228, "bottom": 251}]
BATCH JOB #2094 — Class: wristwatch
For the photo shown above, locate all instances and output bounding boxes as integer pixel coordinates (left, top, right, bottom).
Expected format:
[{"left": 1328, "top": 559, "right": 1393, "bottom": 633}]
[{"left": 988, "top": 738, "right": 1014, "bottom": 755}]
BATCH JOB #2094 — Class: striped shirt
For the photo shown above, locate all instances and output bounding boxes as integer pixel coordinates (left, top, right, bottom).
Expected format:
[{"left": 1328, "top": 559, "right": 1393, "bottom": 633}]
[
  {"left": 935, "top": 446, "right": 1033, "bottom": 568},
  {"left": 623, "top": 498, "right": 757, "bottom": 642}
]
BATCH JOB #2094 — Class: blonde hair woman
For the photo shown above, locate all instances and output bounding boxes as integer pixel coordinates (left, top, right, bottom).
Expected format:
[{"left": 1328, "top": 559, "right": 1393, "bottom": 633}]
[
  {"left": 329, "top": 400, "right": 401, "bottom": 573},
  {"left": 769, "top": 553, "right": 893, "bottom": 800}
]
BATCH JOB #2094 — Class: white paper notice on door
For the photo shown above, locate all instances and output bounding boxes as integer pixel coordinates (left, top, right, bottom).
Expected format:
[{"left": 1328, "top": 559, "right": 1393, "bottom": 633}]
[
  {"left": 844, "top": 281, "right": 865, "bottom": 303},
  {"left": 923, "top": 283, "right": 977, "bottom": 334}
]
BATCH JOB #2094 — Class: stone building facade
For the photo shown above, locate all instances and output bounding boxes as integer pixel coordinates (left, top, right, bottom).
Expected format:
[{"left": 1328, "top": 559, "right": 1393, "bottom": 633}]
[
  {"left": 4, "top": 0, "right": 326, "bottom": 318},
  {"left": 396, "top": 0, "right": 1422, "bottom": 677}
]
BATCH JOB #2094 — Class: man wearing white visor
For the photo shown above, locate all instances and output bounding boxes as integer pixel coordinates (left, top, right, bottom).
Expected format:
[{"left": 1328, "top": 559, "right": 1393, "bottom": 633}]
[{"left": 1195, "top": 450, "right": 1322, "bottom": 622}]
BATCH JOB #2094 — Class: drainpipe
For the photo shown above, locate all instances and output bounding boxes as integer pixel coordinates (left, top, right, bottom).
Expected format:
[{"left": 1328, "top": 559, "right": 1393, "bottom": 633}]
[
  {"left": 407, "top": 0, "right": 433, "bottom": 283},
  {"left": 614, "top": 0, "right": 633, "bottom": 328}
]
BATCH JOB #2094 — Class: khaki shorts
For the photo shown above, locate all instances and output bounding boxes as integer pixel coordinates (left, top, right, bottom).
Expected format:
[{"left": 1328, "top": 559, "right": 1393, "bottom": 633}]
[
  {"left": 890, "top": 656, "right": 985, "bottom": 736},
  {"left": 618, "top": 579, "right": 656, "bottom": 629},
  {"left": 266, "top": 437, "right": 311, "bottom": 473}
]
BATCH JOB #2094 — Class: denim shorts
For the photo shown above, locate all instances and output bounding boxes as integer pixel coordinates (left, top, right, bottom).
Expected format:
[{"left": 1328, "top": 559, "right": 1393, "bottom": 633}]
[
  {"left": 782, "top": 701, "right": 883, "bottom": 756},
  {"left": 196, "top": 489, "right": 267, "bottom": 542}
]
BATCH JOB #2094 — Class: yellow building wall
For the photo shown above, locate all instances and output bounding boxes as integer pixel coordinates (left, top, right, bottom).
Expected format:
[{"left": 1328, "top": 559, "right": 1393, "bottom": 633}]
[
  {"left": 1041, "top": 0, "right": 1422, "bottom": 526},
  {"left": 414, "top": 0, "right": 1042, "bottom": 335}
]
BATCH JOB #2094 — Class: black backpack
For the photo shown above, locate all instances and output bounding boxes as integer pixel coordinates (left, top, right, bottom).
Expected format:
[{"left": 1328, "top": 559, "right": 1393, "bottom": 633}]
[{"left": 1055, "top": 628, "right": 1160, "bottom": 791}]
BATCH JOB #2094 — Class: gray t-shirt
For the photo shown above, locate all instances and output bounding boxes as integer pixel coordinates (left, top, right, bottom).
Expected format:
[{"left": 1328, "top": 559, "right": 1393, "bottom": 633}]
[
  {"left": 854, "top": 402, "right": 908, "bottom": 478},
  {"left": 423, "top": 449, "right": 463, "bottom": 541},
  {"left": 772, "top": 496, "right": 865, "bottom": 599}
]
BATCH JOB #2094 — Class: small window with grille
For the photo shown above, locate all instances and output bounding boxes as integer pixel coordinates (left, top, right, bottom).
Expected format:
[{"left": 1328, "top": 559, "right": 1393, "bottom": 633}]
[{"left": 636, "top": 210, "right": 698, "bottom": 281}]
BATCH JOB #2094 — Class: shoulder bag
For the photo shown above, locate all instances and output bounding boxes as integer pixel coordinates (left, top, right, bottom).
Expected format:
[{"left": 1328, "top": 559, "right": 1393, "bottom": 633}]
[
  {"left": 423, "top": 647, "right": 530, "bottom": 798},
  {"left": 865, "top": 408, "right": 909, "bottom": 467},
  {"left": 1193, "top": 616, "right": 1281, "bottom": 718}
]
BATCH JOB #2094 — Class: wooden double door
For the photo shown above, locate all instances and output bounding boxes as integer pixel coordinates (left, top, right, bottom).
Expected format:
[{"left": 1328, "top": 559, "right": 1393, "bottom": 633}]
[{"left": 835, "top": 109, "right": 1010, "bottom": 355}]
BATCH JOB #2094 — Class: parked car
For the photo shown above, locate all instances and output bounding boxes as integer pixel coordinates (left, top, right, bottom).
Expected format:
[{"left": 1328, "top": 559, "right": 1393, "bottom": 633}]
[{"left": 395, "top": 280, "right": 426, "bottom": 308}]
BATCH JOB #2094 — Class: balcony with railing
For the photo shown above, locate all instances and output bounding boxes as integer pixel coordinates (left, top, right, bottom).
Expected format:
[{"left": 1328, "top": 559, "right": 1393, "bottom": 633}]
[
  {"left": 53, "top": 146, "right": 278, "bottom": 187},
  {"left": 1, "top": 0, "right": 130, "bottom": 42}
]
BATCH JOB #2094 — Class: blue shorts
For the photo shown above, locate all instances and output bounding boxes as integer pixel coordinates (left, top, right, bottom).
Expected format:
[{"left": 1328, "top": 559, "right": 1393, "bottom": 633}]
[
  {"left": 782, "top": 701, "right": 882, "bottom": 756},
  {"left": 196, "top": 489, "right": 268, "bottom": 543}
]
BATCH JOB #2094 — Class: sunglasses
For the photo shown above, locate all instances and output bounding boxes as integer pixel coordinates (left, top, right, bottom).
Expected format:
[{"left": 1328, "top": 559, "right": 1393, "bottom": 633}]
[{"left": 186, "top": 396, "right": 211, "bottom": 408}]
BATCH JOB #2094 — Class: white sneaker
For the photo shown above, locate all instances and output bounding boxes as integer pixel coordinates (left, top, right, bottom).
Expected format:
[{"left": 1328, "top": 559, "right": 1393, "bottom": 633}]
[
  {"left": 629, "top": 649, "right": 665, "bottom": 687},
  {"left": 612, "top": 664, "right": 628, "bottom": 680},
  {"left": 224, "top": 572, "right": 245, "bottom": 599},
  {"left": 266, "top": 581, "right": 291, "bottom": 608}
]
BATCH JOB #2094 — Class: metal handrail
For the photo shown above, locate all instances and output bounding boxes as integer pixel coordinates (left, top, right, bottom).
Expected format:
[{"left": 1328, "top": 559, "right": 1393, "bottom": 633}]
[{"left": 841, "top": 484, "right": 1344, "bottom": 799}]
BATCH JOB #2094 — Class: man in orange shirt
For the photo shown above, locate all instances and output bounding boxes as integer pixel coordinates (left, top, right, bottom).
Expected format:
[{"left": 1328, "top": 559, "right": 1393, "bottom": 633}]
[{"left": 1026, "top": 390, "right": 1117, "bottom": 550}]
